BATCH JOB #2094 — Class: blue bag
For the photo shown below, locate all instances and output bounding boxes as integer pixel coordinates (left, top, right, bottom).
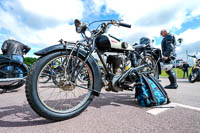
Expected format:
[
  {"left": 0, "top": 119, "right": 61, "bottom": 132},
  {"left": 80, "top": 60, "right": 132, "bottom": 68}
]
[{"left": 135, "top": 74, "right": 170, "bottom": 107}]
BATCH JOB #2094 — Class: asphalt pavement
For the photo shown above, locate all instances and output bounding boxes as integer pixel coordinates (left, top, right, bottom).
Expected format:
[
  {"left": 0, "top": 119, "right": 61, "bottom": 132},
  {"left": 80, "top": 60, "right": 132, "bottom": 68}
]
[{"left": 0, "top": 77, "right": 200, "bottom": 133}]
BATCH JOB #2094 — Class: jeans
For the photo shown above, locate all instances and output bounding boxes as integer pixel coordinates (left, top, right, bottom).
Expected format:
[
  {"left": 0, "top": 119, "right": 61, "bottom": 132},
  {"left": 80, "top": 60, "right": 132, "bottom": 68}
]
[
  {"left": 4, "top": 55, "right": 24, "bottom": 78},
  {"left": 183, "top": 70, "right": 188, "bottom": 78}
]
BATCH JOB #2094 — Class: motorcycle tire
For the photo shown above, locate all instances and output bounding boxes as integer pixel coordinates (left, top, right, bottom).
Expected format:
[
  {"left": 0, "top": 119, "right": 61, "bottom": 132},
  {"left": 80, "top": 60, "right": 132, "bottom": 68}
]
[
  {"left": 25, "top": 51, "right": 95, "bottom": 121},
  {"left": 188, "top": 68, "right": 200, "bottom": 83},
  {"left": 0, "top": 62, "right": 27, "bottom": 91}
]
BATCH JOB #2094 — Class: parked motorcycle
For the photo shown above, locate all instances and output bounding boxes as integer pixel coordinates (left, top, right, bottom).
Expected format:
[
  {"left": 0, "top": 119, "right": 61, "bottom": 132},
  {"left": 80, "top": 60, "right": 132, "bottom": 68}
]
[
  {"left": 132, "top": 37, "right": 161, "bottom": 79},
  {"left": 0, "top": 55, "right": 29, "bottom": 93},
  {"left": 188, "top": 55, "right": 200, "bottom": 83},
  {"left": 25, "top": 19, "right": 155, "bottom": 121}
]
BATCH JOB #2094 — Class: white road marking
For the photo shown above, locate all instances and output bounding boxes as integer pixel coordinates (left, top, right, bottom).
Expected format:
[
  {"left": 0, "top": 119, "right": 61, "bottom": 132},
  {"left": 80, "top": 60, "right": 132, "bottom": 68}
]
[
  {"left": 146, "top": 102, "right": 200, "bottom": 115},
  {"left": 174, "top": 103, "right": 200, "bottom": 112},
  {"left": 146, "top": 103, "right": 176, "bottom": 115}
]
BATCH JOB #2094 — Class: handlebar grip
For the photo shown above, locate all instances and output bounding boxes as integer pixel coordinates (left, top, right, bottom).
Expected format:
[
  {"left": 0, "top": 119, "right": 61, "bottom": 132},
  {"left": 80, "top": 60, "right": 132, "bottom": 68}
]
[{"left": 119, "top": 23, "right": 131, "bottom": 28}]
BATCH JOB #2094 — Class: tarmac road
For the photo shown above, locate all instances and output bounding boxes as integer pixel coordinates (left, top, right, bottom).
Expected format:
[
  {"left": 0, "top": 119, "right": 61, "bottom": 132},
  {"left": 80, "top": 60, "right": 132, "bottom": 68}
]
[{"left": 0, "top": 78, "right": 200, "bottom": 133}]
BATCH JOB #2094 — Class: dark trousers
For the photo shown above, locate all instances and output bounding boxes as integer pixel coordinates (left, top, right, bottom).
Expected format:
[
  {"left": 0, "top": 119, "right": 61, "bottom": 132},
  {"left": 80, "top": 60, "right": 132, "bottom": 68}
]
[
  {"left": 165, "top": 69, "right": 177, "bottom": 85},
  {"left": 183, "top": 70, "right": 188, "bottom": 78}
]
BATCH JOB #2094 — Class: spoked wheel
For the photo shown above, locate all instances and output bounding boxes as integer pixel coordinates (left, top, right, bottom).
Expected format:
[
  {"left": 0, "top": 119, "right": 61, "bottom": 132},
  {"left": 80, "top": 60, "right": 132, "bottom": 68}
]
[
  {"left": 188, "top": 68, "right": 200, "bottom": 83},
  {"left": 139, "top": 54, "right": 159, "bottom": 79},
  {"left": 26, "top": 51, "right": 94, "bottom": 121},
  {"left": 39, "top": 68, "right": 51, "bottom": 83},
  {"left": 0, "top": 62, "right": 27, "bottom": 91}
]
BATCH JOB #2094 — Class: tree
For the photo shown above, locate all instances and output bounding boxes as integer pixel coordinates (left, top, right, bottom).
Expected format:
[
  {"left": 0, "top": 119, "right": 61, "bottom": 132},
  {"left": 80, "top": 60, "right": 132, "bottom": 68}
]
[{"left": 24, "top": 57, "right": 37, "bottom": 67}]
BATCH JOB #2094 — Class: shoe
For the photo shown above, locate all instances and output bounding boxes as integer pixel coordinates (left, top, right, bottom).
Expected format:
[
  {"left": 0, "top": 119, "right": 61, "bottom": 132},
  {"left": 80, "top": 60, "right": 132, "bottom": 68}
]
[{"left": 164, "top": 84, "right": 178, "bottom": 89}]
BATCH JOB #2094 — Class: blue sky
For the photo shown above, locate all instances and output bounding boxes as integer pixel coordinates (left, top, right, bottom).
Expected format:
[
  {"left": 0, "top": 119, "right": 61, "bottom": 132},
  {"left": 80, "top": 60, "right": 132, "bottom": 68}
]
[{"left": 0, "top": 0, "right": 200, "bottom": 64}]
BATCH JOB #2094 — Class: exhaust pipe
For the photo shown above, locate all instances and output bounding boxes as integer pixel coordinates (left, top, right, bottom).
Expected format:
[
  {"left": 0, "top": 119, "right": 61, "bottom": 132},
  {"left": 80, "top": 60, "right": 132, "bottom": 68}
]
[{"left": 0, "top": 77, "right": 26, "bottom": 86}]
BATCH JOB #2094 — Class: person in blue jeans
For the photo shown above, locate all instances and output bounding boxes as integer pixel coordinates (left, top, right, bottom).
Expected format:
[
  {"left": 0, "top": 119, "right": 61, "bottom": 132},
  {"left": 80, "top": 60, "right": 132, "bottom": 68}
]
[
  {"left": 1, "top": 37, "right": 31, "bottom": 78},
  {"left": 182, "top": 61, "right": 189, "bottom": 78}
]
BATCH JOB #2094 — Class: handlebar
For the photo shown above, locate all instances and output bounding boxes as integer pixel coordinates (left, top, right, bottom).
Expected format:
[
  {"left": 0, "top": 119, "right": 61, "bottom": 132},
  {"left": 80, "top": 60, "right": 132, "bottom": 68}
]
[
  {"left": 188, "top": 55, "right": 197, "bottom": 58},
  {"left": 119, "top": 22, "right": 131, "bottom": 28}
]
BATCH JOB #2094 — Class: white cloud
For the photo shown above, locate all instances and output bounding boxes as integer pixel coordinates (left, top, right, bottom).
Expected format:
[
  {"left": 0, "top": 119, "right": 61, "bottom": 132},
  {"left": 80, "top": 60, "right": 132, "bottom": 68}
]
[
  {"left": 176, "top": 27, "right": 200, "bottom": 45},
  {"left": 37, "top": 24, "right": 80, "bottom": 45},
  {"left": 94, "top": 0, "right": 200, "bottom": 45},
  {"left": 1, "top": 0, "right": 200, "bottom": 58},
  {"left": 18, "top": 0, "right": 84, "bottom": 21},
  {"left": 176, "top": 27, "right": 200, "bottom": 58},
  {"left": 0, "top": 0, "right": 83, "bottom": 49}
]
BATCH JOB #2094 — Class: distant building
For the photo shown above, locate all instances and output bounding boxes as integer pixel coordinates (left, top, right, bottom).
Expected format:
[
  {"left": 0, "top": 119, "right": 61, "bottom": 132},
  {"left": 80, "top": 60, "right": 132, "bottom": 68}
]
[{"left": 173, "top": 59, "right": 184, "bottom": 68}]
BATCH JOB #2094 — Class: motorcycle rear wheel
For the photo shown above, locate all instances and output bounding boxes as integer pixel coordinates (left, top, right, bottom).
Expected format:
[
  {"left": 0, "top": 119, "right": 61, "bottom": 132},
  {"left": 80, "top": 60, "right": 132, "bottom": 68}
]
[
  {"left": 25, "top": 51, "right": 95, "bottom": 121},
  {"left": 0, "top": 62, "right": 27, "bottom": 91},
  {"left": 139, "top": 54, "right": 159, "bottom": 79}
]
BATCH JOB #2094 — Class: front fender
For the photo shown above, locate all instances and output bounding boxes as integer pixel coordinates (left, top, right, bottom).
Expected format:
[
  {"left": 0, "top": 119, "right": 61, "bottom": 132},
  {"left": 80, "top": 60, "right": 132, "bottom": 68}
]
[{"left": 34, "top": 44, "right": 65, "bottom": 56}]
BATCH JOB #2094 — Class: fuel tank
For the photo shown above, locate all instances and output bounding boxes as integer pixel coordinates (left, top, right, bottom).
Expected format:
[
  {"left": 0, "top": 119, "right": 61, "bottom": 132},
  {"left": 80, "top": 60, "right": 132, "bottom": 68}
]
[{"left": 95, "top": 34, "right": 134, "bottom": 52}]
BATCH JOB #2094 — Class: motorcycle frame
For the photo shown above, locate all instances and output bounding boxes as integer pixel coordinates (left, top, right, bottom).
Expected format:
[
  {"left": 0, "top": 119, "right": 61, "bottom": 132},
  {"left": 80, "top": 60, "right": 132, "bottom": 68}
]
[{"left": 69, "top": 38, "right": 153, "bottom": 85}]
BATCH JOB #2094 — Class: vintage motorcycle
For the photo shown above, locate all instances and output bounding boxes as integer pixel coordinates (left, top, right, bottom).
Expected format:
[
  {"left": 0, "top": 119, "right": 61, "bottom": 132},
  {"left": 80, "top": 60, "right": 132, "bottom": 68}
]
[
  {"left": 25, "top": 19, "right": 155, "bottom": 121},
  {"left": 0, "top": 55, "right": 29, "bottom": 93},
  {"left": 188, "top": 55, "right": 200, "bottom": 83},
  {"left": 132, "top": 37, "right": 161, "bottom": 79}
]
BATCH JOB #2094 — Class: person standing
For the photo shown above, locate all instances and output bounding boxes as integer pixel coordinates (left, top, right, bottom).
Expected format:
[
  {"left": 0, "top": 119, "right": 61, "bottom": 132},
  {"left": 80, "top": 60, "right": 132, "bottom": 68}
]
[
  {"left": 1, "top": 37, "right": 31, "bottom": 77},
  {"left": 160, "top": 29, "right": 178, "bottom": 89},
  {"left": 182, "top": 61, "right": 189, "bottom": 78}
]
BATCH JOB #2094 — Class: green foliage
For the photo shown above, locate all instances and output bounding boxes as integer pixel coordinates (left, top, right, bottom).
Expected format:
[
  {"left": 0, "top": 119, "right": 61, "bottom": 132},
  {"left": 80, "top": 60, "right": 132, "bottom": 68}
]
[
  {"left": 160, "top": 67, "right": 192, "bottom": 78},
  {"left": 24, "top": 57, "right": 37, "bottom": 67}
]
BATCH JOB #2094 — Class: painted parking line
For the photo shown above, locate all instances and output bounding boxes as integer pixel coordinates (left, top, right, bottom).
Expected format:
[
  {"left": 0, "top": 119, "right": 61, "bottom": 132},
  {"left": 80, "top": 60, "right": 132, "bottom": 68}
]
[
  {"left": 174, "top": 103, "right": 200, "bottom": 112},
  {"left": 147, "top": 103, "right": 200, "bottom": 115},
  {"left": 146, "top": 103, "right": 176, "bottom": 115}
]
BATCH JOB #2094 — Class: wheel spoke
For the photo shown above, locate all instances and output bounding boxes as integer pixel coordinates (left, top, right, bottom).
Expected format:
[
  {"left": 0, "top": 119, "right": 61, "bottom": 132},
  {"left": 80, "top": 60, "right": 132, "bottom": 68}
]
[{"left": 37, "top": 54, "right": 93, "bottom": 113}]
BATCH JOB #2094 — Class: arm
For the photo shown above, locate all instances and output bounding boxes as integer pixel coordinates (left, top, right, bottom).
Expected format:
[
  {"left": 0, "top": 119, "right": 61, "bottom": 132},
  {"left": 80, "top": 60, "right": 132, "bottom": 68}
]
[
  {"left": 23, "top": 44, "right": 31, "bottom": 54},
  {"left": 1, "top": 41, "right": 8, "bottom": 54}
]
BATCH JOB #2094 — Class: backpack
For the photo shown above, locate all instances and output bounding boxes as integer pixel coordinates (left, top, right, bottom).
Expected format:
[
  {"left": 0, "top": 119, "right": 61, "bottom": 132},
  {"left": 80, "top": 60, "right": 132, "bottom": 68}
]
[{"left": 135, "top": 74, "right": 170, "bottom": 107}]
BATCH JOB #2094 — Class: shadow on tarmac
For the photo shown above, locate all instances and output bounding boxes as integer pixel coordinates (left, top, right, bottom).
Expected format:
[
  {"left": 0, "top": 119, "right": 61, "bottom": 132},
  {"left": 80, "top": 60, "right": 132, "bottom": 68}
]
[
  {"left": 89, "top": 93, "right": 142, "bottom": 108},
  {"left": 0, "top": 104, "right": 52, "bottom": 127}
]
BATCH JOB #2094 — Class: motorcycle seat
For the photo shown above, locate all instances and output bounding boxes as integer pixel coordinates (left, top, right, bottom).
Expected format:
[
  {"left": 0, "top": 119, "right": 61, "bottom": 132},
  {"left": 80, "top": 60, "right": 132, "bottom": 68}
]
[
  {"left": 0, "top": 55, "right": 11, "bottom": 60},
  {"left": 133, "top": 44, "right": 150, "bottom": 50}
]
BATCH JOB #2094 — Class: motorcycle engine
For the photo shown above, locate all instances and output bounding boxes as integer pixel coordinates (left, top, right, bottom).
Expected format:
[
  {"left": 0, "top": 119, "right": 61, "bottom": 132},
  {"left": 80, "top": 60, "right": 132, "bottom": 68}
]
[
  {"left": 105, "top": 55, "right": 125, "bottom": 92},
  {"left": 106, "top": 55, "right": 123, "bottom": 74}
]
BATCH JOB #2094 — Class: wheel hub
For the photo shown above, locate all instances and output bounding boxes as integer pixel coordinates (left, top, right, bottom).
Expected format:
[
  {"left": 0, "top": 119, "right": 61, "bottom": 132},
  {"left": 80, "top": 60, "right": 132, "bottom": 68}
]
[{"left": 58, "top": 80, "right": 75, "bottom": 91}]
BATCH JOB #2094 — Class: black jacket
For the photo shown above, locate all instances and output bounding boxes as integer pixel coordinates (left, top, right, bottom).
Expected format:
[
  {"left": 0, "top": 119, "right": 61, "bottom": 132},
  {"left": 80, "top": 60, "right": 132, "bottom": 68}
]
[
  {"left": 161, "top": 33, "right": 175, "bottom": 57},
  {"left": 182, "top": 64, "right": 189, "bottom": 71},
  {"left": 1, "top": 40, "right": 31, "bottom": 56}
]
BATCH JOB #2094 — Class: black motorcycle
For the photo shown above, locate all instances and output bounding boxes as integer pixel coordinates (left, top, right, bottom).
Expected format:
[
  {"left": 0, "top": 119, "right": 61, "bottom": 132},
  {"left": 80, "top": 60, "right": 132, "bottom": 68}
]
[
  {"left": 132, "top": 37, "right": 161, "bottom": 79},
  {"left": 0, "top": 55, "right": 29, "bottom": 93},
  {"left": 25, "top": 19, "right": 155, "bottom": 121}
]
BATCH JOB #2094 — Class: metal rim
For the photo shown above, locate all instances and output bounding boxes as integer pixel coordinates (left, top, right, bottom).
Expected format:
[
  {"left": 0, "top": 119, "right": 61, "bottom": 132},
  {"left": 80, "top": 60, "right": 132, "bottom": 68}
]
[{"left": 36, "top": 55, "right": 93, "bottom": 113}]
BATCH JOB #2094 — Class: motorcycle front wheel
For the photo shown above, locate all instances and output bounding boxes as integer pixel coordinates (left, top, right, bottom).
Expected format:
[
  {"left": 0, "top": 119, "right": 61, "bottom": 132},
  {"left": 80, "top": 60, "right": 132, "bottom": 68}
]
[{"left": 26, "top": 51, "right": 95, "bottom": 121}]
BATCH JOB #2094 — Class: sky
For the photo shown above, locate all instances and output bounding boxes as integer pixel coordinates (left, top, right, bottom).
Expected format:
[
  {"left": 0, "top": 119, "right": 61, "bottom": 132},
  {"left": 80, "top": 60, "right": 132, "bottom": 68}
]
[{"left": 0, "top": 0, "right": 200, "bottom": 64}]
